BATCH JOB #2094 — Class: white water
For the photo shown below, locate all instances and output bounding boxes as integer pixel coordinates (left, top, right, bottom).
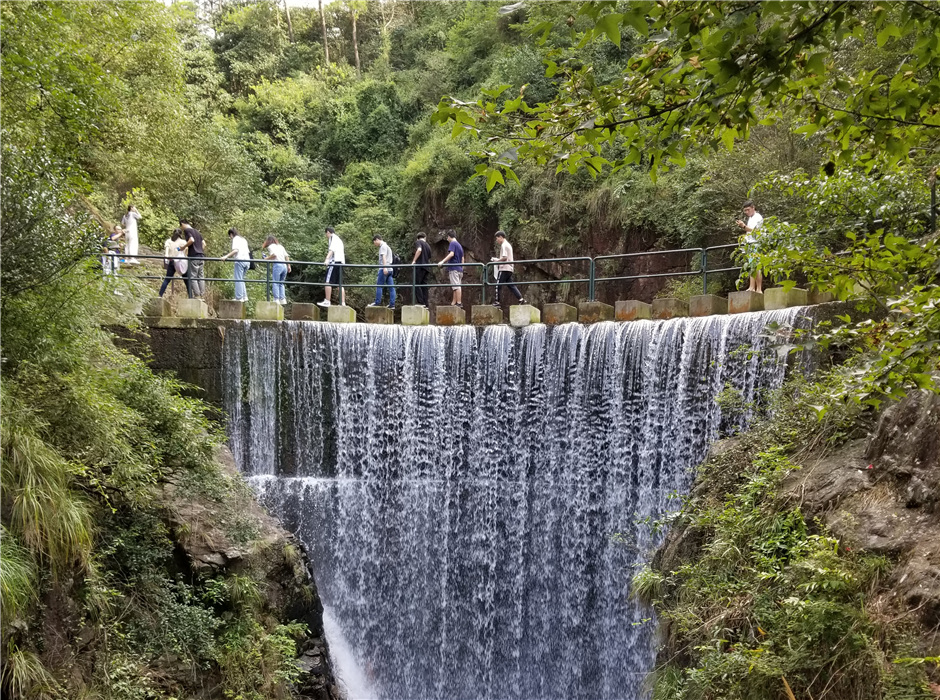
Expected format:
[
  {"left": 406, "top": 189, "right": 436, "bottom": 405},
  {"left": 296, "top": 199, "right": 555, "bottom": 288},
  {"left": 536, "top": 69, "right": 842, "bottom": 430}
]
[{"left": 222, "top": 311, "right": 807, "bottom": 700}]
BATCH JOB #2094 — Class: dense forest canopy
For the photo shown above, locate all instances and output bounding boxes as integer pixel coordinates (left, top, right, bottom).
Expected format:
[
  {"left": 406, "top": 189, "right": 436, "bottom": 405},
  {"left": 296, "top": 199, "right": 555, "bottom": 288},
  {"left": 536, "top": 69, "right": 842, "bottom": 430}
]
[{"left": 1, "top": 1, "right": 939, "bottom": 698}]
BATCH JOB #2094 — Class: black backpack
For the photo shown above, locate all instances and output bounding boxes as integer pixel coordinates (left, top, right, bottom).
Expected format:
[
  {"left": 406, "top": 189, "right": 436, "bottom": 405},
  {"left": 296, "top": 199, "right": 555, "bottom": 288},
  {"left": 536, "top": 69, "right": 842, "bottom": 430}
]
[
  {"left": 248, "top": 250, "right": 257, "bottom": 271},
  {"left": 391, "top": 250, "right": 402, "bottom": 272}
]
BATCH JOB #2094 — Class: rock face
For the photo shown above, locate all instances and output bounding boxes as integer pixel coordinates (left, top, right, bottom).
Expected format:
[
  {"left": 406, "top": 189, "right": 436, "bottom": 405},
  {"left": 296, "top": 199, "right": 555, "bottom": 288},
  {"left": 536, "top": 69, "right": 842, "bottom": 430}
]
[
  {"left": 164, "top": 446, "right": 339, "bottom": 700},
  {"left": 786, "top": 391, "right": 940, "bottom": 630}
]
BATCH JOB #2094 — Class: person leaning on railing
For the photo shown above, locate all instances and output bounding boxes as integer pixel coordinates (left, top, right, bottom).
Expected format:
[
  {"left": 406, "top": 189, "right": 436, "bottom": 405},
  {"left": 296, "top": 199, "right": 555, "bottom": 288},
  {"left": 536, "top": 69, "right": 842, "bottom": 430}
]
[{"left": 178, "top": 219, "right": 207, "bottom": 299}]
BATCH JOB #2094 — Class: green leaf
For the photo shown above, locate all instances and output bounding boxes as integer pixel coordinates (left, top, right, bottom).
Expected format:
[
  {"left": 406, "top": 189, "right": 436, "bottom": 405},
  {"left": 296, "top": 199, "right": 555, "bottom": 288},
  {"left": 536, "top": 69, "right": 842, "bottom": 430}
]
[{"left": 596, "top": 13, "right": 623, "bottom": 47}]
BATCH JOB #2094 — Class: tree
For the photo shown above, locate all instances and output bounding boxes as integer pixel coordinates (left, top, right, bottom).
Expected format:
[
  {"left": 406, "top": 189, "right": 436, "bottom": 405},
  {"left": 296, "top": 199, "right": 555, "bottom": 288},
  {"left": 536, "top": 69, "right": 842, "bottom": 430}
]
[
  {"left": 319, "top": 0, "right": 330, "bottom": 64},
  {"left": 433, "top": 1, "right": 940, "bottom": 189}
]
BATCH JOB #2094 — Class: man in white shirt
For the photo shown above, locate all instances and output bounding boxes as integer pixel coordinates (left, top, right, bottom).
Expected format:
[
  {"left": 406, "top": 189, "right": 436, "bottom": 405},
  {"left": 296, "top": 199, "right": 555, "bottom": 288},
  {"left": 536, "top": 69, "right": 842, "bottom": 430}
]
[
  {"left": 318, "top": 226, "right": 346, "bottom": 307},
  {"left": 121, "top": 205, "right": 142, "bottom": 265},
  {"left": 490, "top": 230, "right": 526, "bottom": 307},
  {"left": 368, "top": 235, "right": 396, "bottom": 308},
  {"left": 736, "top": 200, "right": 765, "bottom": 293},
  {"left": 221, "top": 227, "right": 251, "bottom": 301}
]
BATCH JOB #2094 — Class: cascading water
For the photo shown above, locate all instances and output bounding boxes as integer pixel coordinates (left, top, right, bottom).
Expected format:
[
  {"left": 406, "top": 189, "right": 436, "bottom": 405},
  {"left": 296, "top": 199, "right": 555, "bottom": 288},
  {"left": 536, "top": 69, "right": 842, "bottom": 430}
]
[{"left": 222, "top": 310, "right": 807, "bottom": 700}]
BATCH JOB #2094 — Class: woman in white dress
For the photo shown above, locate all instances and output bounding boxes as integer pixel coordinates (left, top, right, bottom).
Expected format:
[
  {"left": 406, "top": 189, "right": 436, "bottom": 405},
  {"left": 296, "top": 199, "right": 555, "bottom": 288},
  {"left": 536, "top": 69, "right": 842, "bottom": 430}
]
[{"left": 121, "top": 205, "right": 142, "bottom": 265}]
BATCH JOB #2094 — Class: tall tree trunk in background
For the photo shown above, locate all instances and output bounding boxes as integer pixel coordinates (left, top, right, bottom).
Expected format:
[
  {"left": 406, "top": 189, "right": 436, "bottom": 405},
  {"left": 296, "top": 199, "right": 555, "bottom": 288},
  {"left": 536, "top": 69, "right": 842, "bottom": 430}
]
[
  {"left": 319, "top": 0, "right": 330, "bottom": 64},
  {"left": 284, "top": 0, "right": 294, "bottom": 43},
  {"left": 351, "top": 7, "right": 360, "bottom": 75}
]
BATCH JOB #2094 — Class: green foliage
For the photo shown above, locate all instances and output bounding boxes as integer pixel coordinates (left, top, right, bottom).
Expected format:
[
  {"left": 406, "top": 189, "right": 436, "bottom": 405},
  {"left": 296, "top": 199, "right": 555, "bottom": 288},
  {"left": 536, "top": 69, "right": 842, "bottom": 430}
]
[
  {"left": 639, "top": 383, "right": 929, "bottom": 700},
  {"left": 435, "top": 1, "right": 940, "bottom": 187},
  {"left": 216, "top": 621, "right": 305, "bottom": 700}
]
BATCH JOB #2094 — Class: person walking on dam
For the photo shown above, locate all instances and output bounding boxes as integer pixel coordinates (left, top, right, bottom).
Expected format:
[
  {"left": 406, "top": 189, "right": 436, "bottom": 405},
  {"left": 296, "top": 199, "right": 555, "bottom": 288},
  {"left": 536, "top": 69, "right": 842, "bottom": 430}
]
[
  {"left": 411, "top": 232, "right": 433, "bottom": 307},
  {"left": 318, "top": 226, "right": 346, "bottom": 307},
  {"left": 262, "top": 235, "right": 291, "bottom": 305},
  {"left": 736, "top": 200, "right": 765, "bottom": 293},
  {"left": 121, "top": 204, "right": 141, "bottom": 265},
  {"left": 159, "top": 228, "right": 190, "bottom": 297},
  {"left": 220, "top": 227, "right": 251, "bottom": 302},
  {"left": 369, "top": 234, "right": 396, "bottom": 308},
  {"left": 491, "top": 230, "right": 525, "bottom": 306},
  {"left": 179, "top": 219, "right": 207, "bottom": 299},
  {"left": 437, "top": 229, "right": 464, "bottom": 307}
]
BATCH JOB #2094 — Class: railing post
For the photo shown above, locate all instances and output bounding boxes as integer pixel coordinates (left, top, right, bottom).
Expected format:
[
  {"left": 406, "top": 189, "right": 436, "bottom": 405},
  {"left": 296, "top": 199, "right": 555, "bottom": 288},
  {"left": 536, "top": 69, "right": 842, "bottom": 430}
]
[
  {"left": 481, "top": 264, "right": 487, "bottom": 305},
  {"left": 589, "top": 259, "right": 596, "bottom": 301},
  {"left": 265, "top": 261, "right": 271, "bottom": 301},
  {"left": 411, "top": 265, "right": 416, "bottom": 305},
  {"left": 701, "top": 248, "right": 708, "bottom": 295}
]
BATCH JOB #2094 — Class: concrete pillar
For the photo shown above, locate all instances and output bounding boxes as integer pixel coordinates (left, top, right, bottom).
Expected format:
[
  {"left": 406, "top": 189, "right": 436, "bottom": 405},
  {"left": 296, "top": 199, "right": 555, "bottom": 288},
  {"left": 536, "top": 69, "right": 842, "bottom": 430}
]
[
  {"left": 217, "top": 299, "right": 246, "bottom": 320},
  {"left": 652, "top": 298, "right": 689, "bottom": 320},
  {"left": 291, "top": 303, "right": 321, "bottom": 321},
  {"left": 178, "top": 299, "right": 208, "bottom": 319},
  {"left": 689, "top": 294, "right": 727, "bottom": 317},
  {"left": 327, "top": 305, "right": 356, "bottom": 323},
  {"left": 402, "top": 305, "right": 429, "bottom": 326},
  {"left": 543, "top": 303, "right": 578, "bottom": 325},
  {"left": 365, "top": 306, "right": 395, "bottom": 324},
  {"left": 578, "top": 301, "right": 614, "bottom": 324},
  {"left": 436, "top": 306, "right": 466, "bottom": 326},
  {"left": 144, "top": 298, "right": 171, "bottom": 318},
  {"left": 765, "top": 287, "right": 808, "bottom": 310},
  {"left": 615, "top": 300, "right": 651, "bottom": 321},
  {"left": 472, "top": 305, "right": 503, "bottom": 326},
  {"left": 510, "top": 304, "right": 540, "bottom": 328},
  {"left": 808, "top": 289, "right": 835, "bottom": 305},
  {"left": 254, "top": 301, "right": 284, "bottom": 321},
  {"left": 728, "top": 291, "right": 765, "bottom": 314}
]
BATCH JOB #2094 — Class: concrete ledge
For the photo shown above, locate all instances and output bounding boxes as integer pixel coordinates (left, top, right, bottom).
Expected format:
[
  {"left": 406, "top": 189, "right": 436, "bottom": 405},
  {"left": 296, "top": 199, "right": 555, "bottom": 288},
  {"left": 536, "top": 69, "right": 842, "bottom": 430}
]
[
  {"left": 327, "top": 305, "right": 356, "bottom": 323},
  {"left": 364, "top": 306, "right": 395, "bottom": 324},
  {"left": 402, "top": 305, "right": 429, "bottom": 326},
  {"left": 728, "top": 290, "right": 765, "bottom": 314},
  {"left": 765, "top": 287, "right": 808, "bottom": 310},
  {"left": 217, "top": 299, "right": 246, "bottom": 320},
  {"left": 578, "top": 301, "right": 614, "bottom": 324},
  {"left": 178, "top": 299, "right": 208, "bottom": 319},
  {"left": 291, "top": 303, "right": 321, "bottom": 321},
  {"left": 652, "top": 298, "right": 689, "bottom": 320},
  {"left": 254, "top": 301, "right": 284, "bottom": 321},
  {"left": 615, "top": 300, "right": 651, "bottom": 321},
  {"left": 809, "top": 289, "right": 835, "bottom": 305},
  {"left": 690, "top": 294, "right": 727, "bottom": 317},
  {"left": 436, "top": 306, "right": 466, "bottom": 326},
  {"left": 543, "top": 303, "right": 578, "bottom": 325},
  {"left": 144, "top": 298, "right": 171, "bottom": 317},
  {"left": 510, "top": 304, "right": 540, "bottom": 328},
  {"left": 472, "top": 305, "right": 503, "bottom": 326}
]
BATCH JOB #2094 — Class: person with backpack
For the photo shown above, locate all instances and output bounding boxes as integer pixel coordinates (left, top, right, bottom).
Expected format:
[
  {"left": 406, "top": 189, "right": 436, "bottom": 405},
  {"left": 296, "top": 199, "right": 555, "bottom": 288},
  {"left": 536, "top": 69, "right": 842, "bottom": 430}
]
[
  {"left": 220, "top": 227, "right": 251, "bottom": 302},
  {"left": 411, "top": 232, "right": 432, "bottom": 307},
  {"left": 368, "top": 234, "right": 396, "bottom": 309},
  {"left": 159, "top": 228, "right": 190, "bottom": 297}
]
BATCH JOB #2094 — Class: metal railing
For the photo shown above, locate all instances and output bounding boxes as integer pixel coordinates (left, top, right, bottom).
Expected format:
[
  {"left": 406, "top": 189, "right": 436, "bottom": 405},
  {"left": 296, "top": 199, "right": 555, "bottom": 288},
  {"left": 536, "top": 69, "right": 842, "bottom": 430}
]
[{"left": 102, "top": 245, "right": 746, "bottom": 305}]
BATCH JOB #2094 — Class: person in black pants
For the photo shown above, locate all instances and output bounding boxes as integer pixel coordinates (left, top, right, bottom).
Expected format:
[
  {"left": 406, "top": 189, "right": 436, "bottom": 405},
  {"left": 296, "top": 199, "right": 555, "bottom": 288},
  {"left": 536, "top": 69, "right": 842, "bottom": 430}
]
[
  {"left": 491, "top": 230, "right": 526, "bottom": 306},
  {"left": 411, "top": 232, "right": 432, "bottom": 307}
]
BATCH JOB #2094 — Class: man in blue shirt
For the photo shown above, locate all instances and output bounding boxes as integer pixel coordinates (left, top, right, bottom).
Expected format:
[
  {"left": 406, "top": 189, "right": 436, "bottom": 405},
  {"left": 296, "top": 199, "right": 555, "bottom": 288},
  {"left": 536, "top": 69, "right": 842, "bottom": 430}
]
[{"left": 437, "top": 229, "right": 465, "bottom": 307}]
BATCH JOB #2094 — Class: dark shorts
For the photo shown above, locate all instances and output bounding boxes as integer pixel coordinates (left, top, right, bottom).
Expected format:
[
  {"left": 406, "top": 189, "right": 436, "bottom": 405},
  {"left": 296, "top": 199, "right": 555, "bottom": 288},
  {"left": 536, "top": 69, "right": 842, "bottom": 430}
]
[{"left": 326, "top": 263, "right": 343, "bottom": 285}]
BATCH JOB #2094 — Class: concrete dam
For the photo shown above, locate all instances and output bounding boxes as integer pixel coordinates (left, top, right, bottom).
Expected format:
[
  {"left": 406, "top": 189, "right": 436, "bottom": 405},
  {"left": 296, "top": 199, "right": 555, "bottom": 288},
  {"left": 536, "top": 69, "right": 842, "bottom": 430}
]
[{"left": 211, "top": 308, "right": 808, "bottom": 700}]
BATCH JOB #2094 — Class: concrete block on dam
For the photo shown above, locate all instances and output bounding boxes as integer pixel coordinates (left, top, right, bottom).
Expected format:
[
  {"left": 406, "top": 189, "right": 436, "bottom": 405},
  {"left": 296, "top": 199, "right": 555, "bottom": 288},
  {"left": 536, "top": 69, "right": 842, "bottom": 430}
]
[
  {"left": 471, "top": 305, "right": 503, "bottom": 325},
  {"left": 144, "top": 297, "right": 171, "bottom": 318},
  {"left": 615, "top": 300, "right": 651, "bottom": 321},
  {"left": 765, "top": 287, "right": 808, "bottom": 310},
  {"left": 178, "top": 299, "right": 208, "bottom": 319},
  {"left": 365, "top": 306, "right": 395, "bottom": 324},
  {"left": 652, "top": 298, "right": 689, "bottom": 320},
  {"left": 254, "top": 301, "right": 284, "bottom": 321},
  {"left": 327, "top": 305, "right": 356, "bottom": 324},
  {"left": 729, "top": 290, "right": 765, "bottom": 314},
  {"left": 543, "top": 303, "right": 577, "bottom": 325},
  {"left": 690, "top": 294, "right": 727, "bottom": 317},
  {"left": 436, "top": 306, "right": 466, "bottom": 326},
  {"left": 578, "top": 301, "right": 614, "bottom": 324},
  {"left": 291, "top": 303, "right": 321, "bottom": 321},
  {"left": 217, "top": 300, "right": 246, "bottom": 320},
  {"left": 510, "top": 304, "right": 540, "bottom": 328},
  {"left": 402, "top": 305, "right": 430, "bottom": 326}
]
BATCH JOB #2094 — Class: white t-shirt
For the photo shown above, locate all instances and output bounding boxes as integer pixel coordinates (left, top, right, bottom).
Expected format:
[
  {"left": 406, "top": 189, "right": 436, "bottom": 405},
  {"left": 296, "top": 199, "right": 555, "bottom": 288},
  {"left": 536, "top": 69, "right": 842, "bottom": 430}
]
[
  {"left": 122, "top": 210, "right": 141, "bottom": 236},
  {"left": 498, "top": 240, "right": 514, "bottom": 273},
  {"left": 328, "top": 234, "right": 346, "bottom": 264},
  {"left": 165, "top": 238, "right": 186, "bottom": 259},
  {"left": 744, "top": 212, "right": 764, "bottom": 244},
  {"left": 230, "top": 235, "right": 250, "bottom": 261},
  {"left": 377, "top": 241, "right": 392, "bottom": 266},
  {"left": 266, "top": 243, "right": 288, "bottom": 262}
]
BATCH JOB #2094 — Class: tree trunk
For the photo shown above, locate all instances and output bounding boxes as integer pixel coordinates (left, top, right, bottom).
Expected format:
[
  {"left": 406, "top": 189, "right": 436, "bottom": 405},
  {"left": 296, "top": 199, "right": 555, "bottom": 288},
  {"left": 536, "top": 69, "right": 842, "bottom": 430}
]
[
  {"left": 319, "top": 0, "right": 330, "bottom": 64},
  {"left": 351, "top": 9, "right": 360, "bottom": 75},
  {"left": 283, "top": 0, "right": 294, "bottom": 43}
]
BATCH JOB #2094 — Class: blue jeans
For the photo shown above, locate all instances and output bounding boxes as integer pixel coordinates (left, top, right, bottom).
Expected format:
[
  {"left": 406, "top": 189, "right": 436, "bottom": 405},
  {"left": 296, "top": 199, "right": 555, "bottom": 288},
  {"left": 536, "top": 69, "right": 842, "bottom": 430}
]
[
  {"left": 233, "top": 261, "right": 249, "bottom": 300},
  {"left": 271, "top": 262, "right": 287, "bottom": 302},
  {"left": 375, "top": 269, "right": 396, "bottom": 306}
]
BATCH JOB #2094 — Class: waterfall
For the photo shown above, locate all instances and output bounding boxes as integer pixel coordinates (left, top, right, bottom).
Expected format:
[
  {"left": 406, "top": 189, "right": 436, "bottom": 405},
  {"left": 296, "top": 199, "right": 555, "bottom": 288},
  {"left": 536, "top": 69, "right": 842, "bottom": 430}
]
[{"left": 222, "top": 310, "right": 807, "bottom": 700}]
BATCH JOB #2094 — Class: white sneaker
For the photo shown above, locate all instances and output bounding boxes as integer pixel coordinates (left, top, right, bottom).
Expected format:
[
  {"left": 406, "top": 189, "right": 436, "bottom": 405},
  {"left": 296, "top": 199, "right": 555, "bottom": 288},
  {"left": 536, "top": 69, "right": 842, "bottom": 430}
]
[
  {"left": 317, "top": 300, "right": 331, "bottom": 307},
  {"left": 366, "top": 303, "right": 378, "bottom": 307}
]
